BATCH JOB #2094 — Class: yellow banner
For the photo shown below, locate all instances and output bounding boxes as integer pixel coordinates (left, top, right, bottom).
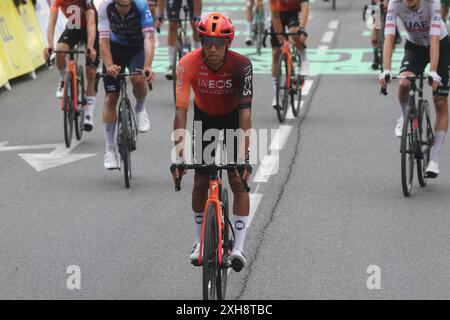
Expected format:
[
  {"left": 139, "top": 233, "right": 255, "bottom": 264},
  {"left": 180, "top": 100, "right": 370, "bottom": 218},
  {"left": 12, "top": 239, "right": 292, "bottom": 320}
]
[
  {"left": 18, "top": 0, "right": 46, "bottom": 69},
  {"left": 0, "top": 0, "right": 35, "bottom": 80},
  {"left": 0, "top": 59, "right": 8, "bottom": 88}
]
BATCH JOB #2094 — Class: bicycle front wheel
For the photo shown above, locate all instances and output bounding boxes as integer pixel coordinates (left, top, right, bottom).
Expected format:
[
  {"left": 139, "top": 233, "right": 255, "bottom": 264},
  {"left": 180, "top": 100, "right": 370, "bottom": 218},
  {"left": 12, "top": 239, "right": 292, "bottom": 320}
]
[
  {"left": 417, "top": 100, "right": 433, "bottom": 187},
  {"left": 217, "top": 188, "right": 230, "bottom": 300},
  {"left": 276, "top": 53, "right": 289, "bottom": 123},
  {"left": 63, "top": 72, "right": 74, "bottom": 148},
  {"left": 290, "top": 53, "right": 303, "bottom": 117},
  {"left": 203, "top": 203, "right": 220, "bottom": 300},
  {"left": 118, "top": 98, "right": 132, "bottom": 188},
  {"left": 401, "top": 106, "right": 415, "bottom": 197},
  {"left": 75, "top": 65, "right": 85, "bottom": 141}
]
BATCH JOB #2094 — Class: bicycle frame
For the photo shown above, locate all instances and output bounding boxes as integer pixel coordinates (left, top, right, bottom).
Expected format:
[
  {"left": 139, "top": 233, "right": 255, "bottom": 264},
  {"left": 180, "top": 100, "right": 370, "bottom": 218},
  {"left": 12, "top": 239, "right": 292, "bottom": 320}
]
[
  {"left": 198, "top": 174, "right": 224, "bottom": 267},
  {"left": 59, "top": 51, "right": 81, "bottom": 113}
]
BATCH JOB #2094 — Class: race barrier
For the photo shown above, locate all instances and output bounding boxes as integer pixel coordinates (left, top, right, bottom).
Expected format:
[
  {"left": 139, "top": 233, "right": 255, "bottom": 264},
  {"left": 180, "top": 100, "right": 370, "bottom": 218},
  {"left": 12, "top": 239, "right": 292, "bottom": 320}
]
[{"left": 0, "top": 0, "right": 67, "bottom": 90}]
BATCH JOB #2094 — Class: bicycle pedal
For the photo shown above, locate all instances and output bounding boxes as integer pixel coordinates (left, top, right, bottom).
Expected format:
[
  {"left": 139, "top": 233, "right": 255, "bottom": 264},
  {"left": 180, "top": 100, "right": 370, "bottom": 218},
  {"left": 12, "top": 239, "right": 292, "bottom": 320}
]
[
  {"left": 191, "top": 260, "right": 201, "bottom": 267},
  {"left": 425, "top": 171, "right": 438, "bottom": 179},
  {"left": 231, "top": 259, "right": 244, "bottom": 272}
]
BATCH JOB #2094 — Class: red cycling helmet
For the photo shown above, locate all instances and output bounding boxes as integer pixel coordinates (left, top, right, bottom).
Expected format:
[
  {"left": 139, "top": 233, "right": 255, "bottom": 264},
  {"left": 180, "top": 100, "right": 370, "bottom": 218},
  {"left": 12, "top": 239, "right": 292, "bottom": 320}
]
[{"left": 197, "top": 12, "right": 235, "bottom": 44}]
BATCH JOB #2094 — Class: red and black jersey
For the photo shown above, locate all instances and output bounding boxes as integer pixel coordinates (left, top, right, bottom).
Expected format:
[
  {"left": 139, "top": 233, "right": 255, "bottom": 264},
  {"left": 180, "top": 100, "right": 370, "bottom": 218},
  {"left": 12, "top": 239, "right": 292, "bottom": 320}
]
[{"left": 176, "top": 48, "right": 253, "bottom": 116}]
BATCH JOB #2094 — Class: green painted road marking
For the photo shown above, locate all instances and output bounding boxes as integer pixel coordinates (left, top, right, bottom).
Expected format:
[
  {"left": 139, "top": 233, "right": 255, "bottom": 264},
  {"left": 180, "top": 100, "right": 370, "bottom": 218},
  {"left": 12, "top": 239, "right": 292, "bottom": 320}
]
[
  {"left": 204, "top": 6, "right": 245, "bottom": 11},
  {"left": 151, "top": 48, "right": 405, "bottom": 75}
]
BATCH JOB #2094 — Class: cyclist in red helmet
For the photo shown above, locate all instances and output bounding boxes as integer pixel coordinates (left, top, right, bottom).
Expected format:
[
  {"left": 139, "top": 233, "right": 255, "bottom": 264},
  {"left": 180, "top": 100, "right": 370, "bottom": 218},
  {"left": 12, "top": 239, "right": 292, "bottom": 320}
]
[{"left": 171, "top": 13, "right": 253, "bottom": 272}]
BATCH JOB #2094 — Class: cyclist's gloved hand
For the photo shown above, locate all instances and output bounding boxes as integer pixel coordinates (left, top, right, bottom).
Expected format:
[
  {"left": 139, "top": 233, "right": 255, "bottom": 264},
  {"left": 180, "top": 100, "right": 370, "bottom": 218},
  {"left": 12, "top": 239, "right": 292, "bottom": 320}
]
[
  {"left": 298, "top": 27, "right": 308, "bottom": 42},
  {"left": 428, "top": 71, "right": 442, "bottom": 91},
  {"left": 143, "top": 67, "right": 155, "bottom": 82},
  {"left": 236, "top": 158, "right": 252, "bottom": 182},
  {"left": 86, "top": 47, "right": 97, "bottom": 65},
  {"left": 43, "top": 47, "right": 53, "bottom": 62},
  {"left": 379, "top": 69, "right": 391, "bottom": 88},
  {"left": 171, "top": 157, "right": 187, "bottom": 183},
  {"left": 106, "top": 64, "right": 121, "bottom": 78},
  {"left": 156, "top": 15, "right": 164, "bottom": 29}
]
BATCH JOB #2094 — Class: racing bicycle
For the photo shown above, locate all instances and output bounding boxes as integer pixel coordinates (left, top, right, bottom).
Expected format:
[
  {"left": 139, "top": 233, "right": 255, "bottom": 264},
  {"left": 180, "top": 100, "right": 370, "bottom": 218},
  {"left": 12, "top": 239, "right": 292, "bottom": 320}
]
[{"left": 381, "top": 74, "right": 434, "bottom": 197}]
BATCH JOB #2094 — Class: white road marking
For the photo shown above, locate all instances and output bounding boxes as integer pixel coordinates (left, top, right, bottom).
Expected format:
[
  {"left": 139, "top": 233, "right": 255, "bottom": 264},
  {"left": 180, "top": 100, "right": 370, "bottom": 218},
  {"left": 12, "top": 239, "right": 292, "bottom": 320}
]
[
  {"left": 321, "top": 31, "right": 335, "bottom": 43},
  {"left": 248, "top": 193, "right": 263, "bottom": 227},
  {"left": 328, "top": 20, "right": 339, "bottom": 30},
  {"left": 269, "top": 125, "right": 293, "bottom": 151},
  {"left": 0, "top": 141, "right": 60, "bottom": 152},
  {"left": 17, "top": 139, "right": 96, "bottom": 172},
  {"left": 302, "top": 80, "right": 313, "bottom": 96}
]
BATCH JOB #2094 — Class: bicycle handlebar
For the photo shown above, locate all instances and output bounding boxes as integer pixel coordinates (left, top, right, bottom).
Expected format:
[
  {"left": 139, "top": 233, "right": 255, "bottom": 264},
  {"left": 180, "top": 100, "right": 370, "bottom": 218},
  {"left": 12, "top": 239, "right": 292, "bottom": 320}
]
[
  {"left": 46, "top": 48, "right": 93, "bottom": 67},
  {"left": 262, "top": 29, "right": 308, "bottom": 49},
  {"left": 170, "top": 163, "right": 252, "bottom": 193},
  {"left": 95, "top": 70, "right": 153, "bottom": 92},
  {"left": 380, "top": 74, "right": 430, "bottom": 96}
]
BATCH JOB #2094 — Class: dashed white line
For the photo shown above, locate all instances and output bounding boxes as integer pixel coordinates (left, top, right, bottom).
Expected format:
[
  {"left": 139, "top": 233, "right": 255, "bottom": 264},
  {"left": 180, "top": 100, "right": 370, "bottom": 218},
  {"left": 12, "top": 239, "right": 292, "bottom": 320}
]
[
  {"left": 321, "top": 31, "right": 335, "bottom": 44},
  {"left": 328, "top": 20, "right": 339, "bottom": 30}
]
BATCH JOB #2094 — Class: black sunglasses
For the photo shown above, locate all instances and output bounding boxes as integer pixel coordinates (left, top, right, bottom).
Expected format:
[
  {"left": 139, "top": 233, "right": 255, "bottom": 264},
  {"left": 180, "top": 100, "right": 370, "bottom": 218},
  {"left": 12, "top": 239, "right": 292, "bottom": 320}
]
[{"left": 200, "top": 36, "right": 228, "bottom": 48}]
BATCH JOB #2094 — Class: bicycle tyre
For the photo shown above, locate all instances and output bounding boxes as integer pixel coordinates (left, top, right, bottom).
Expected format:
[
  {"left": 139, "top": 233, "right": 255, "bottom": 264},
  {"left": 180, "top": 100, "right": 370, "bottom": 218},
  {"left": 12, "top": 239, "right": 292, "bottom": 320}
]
[
  {"left": 75, "top": 65, "right": 85, "bottom": 141},
  {"left": 119, "top": 98, "right": 132, "bottom": 188},
  {"left": 172, "top": 45, "right": 180, "bottom": 106},
  {"left": 255, "top": 6, "right": 264, "bottom": 56},
  {"left": 217, "top": 187, "right": 230, "bottom": 300},
  {"left": 63, "top": 72, "right": 74, "bottom": 148},
  {"left": 401, "top": 105, "right": 415, "bottom": 197},
  {"left": 203, "top": 203, "right": 219, "bottom": 300},
  {"left": 332, "top": 0, "right": 336, "bottom": 11},
  {"left": 290, "top": 53, "right": 303, "bottom": 117},
  {"left": 276, "top": 53, "right": 289, "bottom": 123},
  {"left": 418, "top": 100, "right": 433, "bottom": 186}
]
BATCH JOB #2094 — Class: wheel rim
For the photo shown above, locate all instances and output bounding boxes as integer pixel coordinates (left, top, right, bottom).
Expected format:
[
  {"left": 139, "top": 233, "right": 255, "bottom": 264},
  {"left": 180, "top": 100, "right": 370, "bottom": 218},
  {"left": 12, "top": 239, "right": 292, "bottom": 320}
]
[{"left": 276, "top": 55, "right": 289, "bottom": 122}]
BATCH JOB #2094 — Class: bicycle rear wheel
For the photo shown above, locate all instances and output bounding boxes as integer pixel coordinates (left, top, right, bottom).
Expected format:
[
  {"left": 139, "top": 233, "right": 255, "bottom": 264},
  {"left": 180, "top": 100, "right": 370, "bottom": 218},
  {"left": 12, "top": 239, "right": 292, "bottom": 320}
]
[
  {"left": 217, "top": 188, "right": 230, "bottom": 300},
  {"left": 172, "top": 45, "right": 181, "bottom": 106},
  {"left": 401, "top": 106, "right": 415, "bottom": 197},
  {"left": 332, "top": 0, "right": 336, "bottom": 10},
  {"left": 276, "top": 53, "right": 289, "bottom": 123},
  {"left": 290, "top": 53, "right": 303, "bottom": 117},
  {"left": 75, "top": 65, "right": 85, "bottom": 141},
  {"left": 203, "top": 203, "right": 220, "bottom": 300},
  {"left": 63, "top": 72, "right": 74, "bottom": 148},
  {"left": 118, "top": 98, "right": 132, "bottom": 188},
  {"left": 255, "top": 7, "right": 264, "bottom": 55}
]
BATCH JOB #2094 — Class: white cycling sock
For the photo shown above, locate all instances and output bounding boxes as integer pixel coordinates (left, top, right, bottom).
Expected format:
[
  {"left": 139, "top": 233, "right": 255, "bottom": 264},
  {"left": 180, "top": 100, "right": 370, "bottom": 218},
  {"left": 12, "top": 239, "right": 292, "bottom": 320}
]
[
  {"left": 272, "top": 77, "right": 277, "bottom": 99},
  {"left": 59, "top": 69, "right": 66, "bottom": 82},
  {"left": 246, "top": 21, "right": 253, "bottom": 35},
  {"left": 400, "top": 102, "right": 407, "bottom": 118},
  {"left": 168, "top": 46, "right": 176, "bottom": 67},
  {"left": 85, "top": 96, "right": 96, "bottom": 117},
  {"left": 430, "top": 131, "right": 446, "bottom": 163},
  {"left": 233, "top": 215, "right": 250, "bottom": 252},
  {"left": 193, "top": 212, "right": 203, "bottom": 242},
  {"left": 135, "top": 98, "right": 145, "bottom": 113},
  {"left": 104, "top": 123, "right": 116, "bottom": 150}
]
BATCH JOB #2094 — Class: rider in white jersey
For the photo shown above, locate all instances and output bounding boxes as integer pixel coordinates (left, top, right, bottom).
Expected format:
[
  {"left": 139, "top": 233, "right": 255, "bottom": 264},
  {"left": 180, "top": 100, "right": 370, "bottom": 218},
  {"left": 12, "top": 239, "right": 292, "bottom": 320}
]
[
  {"left": 385, "top": 0, "right": 447, "bottom": 45},
  {"left": 380, "top": 0, "right": 450, "bottom": 178}
]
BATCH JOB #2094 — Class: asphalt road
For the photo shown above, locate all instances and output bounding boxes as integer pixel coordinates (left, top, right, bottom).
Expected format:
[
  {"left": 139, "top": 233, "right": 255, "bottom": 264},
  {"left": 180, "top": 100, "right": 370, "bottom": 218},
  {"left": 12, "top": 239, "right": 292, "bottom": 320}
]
[{"left": 1, "top": 0, "right": 450, "bottom": 299}]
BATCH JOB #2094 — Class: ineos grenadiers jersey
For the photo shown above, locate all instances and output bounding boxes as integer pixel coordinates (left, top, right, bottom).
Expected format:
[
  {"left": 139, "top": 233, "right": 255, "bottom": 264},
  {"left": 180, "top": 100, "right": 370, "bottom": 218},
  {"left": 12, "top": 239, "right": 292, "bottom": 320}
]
[
  {"left": 270, "top": 0, "right": 308, "bottom": 13},
  {"left": 50, "top": 0, "right": 96, "bottom": 28},
  {"left": 98, "top": 0, "right": 154, "bottom": 47},
  {"left": 385, "top": 0, "right": 447, "bottom": 46},
  {"left": 176, "top": 49, "right": 253, "bottom": 116}
]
